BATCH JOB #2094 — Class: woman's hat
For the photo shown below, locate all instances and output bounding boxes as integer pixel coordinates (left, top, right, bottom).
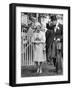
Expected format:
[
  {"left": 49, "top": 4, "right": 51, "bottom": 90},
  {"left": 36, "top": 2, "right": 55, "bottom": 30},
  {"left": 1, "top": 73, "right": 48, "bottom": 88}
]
[{"left": 35, "top": 22, "right": 41, "bottom": 28}]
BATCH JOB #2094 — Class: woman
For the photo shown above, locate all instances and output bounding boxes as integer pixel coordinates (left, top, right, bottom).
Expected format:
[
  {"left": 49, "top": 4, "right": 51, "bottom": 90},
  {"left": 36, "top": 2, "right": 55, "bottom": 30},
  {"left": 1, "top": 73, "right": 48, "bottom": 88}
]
[{"left": 32, "top": 22, "right": 45, "bottom": 73}]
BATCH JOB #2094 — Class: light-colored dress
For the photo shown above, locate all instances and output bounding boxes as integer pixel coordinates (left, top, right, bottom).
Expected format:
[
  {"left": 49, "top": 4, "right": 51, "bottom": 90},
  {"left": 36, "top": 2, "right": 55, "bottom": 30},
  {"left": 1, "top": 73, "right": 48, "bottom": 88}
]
[{"left": 32, "top": 31, "right": 45, "bottom": 62}]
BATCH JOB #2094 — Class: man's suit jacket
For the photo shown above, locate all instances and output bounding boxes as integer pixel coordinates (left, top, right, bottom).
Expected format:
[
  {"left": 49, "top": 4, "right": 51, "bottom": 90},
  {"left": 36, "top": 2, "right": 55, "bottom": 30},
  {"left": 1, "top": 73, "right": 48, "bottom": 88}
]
[{"left": 45, "top": 23, "right": 55, "bottom": 49}]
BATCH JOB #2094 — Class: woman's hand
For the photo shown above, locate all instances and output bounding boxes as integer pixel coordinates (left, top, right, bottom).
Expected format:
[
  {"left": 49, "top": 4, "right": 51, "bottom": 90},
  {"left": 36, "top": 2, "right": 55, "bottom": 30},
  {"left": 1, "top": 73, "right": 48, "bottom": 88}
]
[
  {"left": 32, "top": 41, "right": 45, "bottom": 44},
  {"left": 34, "top": 41, "right": 41, "bottom": 44}
]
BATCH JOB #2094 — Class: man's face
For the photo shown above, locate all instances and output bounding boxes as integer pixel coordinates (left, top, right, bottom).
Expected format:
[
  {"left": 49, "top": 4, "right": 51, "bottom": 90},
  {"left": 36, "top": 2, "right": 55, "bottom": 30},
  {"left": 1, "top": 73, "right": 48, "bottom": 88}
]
[{"left": 53, "top": 20, "right": 57, "bottom": 25}]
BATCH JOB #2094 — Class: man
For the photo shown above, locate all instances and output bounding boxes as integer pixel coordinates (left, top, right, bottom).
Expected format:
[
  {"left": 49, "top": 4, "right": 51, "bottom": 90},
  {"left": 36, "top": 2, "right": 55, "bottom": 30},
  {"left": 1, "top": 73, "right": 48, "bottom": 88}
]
[{"left": 45, "top": 15, "right": 57, "bottom": 64}]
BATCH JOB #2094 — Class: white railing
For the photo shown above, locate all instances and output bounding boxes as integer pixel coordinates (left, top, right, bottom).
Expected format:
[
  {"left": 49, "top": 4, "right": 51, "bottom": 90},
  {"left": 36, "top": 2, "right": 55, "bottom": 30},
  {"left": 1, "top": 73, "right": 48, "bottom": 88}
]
[{"left": 21, "top": 35, "right": 34, "bottom": 66}]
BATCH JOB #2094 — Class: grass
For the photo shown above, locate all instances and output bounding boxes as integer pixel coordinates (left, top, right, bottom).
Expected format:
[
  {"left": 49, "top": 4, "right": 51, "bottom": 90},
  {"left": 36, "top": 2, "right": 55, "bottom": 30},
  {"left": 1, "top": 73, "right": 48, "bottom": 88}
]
[{"left": 21, "top": 63, "right": 63, "bottom": 77}]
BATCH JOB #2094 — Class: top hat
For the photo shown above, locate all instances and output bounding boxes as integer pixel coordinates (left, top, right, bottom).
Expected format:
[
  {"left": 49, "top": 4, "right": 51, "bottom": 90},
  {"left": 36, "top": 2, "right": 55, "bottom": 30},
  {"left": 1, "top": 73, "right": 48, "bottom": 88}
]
[{"left": 50, "top": 15, "right": 57, "bottom": 21}]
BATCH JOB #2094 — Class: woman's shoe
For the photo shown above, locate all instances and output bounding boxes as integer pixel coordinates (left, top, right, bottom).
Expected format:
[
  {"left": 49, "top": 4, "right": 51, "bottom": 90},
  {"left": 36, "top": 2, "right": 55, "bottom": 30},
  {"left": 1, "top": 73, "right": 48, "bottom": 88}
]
[
  {"left": 39, "top": 69, "right": 42, "bottom": 73},
  {"left": 37, "top": 68, "right": 39, "bottom": 73}
]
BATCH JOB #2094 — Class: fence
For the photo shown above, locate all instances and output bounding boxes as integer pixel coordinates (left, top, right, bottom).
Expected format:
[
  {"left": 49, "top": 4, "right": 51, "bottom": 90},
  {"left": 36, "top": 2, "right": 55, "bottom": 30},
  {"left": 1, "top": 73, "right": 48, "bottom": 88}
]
[{"left": 21, "top": 34, "right": 34, "bottom": 66}]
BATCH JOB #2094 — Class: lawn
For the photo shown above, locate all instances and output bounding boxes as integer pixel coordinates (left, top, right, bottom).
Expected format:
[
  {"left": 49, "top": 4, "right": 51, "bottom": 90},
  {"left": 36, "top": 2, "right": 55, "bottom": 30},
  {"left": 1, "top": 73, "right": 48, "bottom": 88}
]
[{"left": 21, "top": 63, "right": 63, "bottom": 77}]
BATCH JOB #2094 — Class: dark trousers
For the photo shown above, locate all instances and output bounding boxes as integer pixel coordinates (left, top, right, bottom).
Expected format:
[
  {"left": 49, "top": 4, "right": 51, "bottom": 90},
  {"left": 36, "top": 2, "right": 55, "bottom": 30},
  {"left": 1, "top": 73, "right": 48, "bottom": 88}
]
[{"left": 46, "top": 46, "right": 49, "bottom": 62}]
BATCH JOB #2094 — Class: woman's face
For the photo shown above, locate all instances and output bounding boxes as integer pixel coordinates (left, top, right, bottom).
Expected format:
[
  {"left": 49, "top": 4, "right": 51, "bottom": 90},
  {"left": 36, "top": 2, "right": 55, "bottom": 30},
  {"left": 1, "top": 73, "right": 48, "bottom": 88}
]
[{"left": 36, "top": 25, "right": 41, "bottom": 32}]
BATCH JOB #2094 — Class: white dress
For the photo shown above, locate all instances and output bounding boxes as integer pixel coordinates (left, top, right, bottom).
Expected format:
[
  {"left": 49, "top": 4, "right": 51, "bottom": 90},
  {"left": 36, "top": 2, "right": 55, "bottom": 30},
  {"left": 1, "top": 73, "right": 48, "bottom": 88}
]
[{"left": 32, "top": 31, "right": 45, "bottom": 62}]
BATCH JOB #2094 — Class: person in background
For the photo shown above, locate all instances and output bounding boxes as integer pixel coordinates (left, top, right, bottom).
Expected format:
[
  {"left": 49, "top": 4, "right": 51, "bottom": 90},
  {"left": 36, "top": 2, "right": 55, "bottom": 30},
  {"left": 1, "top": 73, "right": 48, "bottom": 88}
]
[
  {"left": 55, "top": 38, "right": 63, "bottom": 74},
  {"left": 32, "top": 22, "right": 45, "bottom": 73}
]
